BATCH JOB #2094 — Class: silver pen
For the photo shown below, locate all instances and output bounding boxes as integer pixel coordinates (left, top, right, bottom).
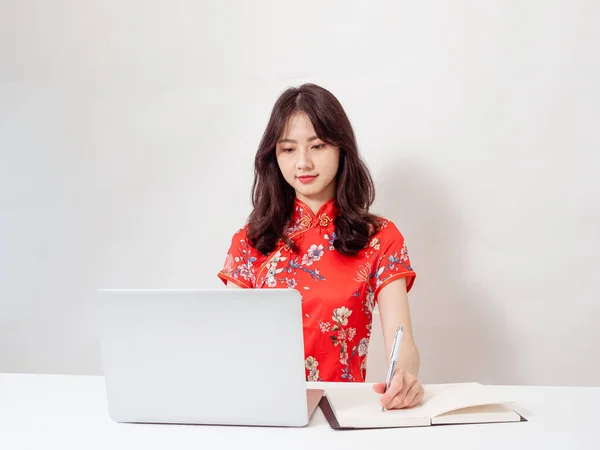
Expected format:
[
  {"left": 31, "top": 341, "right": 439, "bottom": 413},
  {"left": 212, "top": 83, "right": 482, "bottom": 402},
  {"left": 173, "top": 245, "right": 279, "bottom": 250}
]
[{"left": 382, "top": 326, "right": 404, "bottom": 412}]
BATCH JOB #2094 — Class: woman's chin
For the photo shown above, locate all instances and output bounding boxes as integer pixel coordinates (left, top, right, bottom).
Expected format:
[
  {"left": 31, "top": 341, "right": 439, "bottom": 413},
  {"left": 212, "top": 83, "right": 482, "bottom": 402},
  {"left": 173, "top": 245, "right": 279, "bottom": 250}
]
[{"left": 297, "top": 189, "right": 327, "bottom": 201}]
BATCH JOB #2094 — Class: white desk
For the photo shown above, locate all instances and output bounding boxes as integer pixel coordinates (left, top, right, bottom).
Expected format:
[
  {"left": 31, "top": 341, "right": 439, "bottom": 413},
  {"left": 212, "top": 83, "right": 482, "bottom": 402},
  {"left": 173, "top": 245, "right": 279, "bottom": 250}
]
[{"left": 1, "top": 373, "right": 598, "bottom": 449}]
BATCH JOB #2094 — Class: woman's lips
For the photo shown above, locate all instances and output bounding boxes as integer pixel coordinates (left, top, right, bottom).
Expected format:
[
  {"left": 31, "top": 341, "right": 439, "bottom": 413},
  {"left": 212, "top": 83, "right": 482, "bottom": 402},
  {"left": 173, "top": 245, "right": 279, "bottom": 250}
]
[{"left": 297, "top": 175, "right": 318, "bottom": 184}]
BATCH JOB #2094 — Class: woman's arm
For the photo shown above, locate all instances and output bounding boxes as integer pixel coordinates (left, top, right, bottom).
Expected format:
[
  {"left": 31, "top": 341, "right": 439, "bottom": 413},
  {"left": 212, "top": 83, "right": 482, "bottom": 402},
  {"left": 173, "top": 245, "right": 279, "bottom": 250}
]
[
  {"left": 226, "top": 281, "right": 242, "bottom": 289},
  {"left": 377, "top": 277, "right": 420, "bottom": 376},
  {"left": 374, "top": 277, "right": 424, "bottom": 409}
]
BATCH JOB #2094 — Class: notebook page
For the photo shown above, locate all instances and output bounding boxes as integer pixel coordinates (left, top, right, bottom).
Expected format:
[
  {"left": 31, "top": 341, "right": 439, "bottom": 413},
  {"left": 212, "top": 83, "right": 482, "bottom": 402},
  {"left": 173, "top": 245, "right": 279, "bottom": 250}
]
[
  {"left": 324, "top": 386, "right": 431, "bottom": 428},
  {"left": 421, "top": 382, "right": 517, "bottom": 418},
  {"left": 307, "top": 389, "right": 324, "bottom": 418},
  {"left": 431, "top": 404, "right": 521, "bottom": 425}
]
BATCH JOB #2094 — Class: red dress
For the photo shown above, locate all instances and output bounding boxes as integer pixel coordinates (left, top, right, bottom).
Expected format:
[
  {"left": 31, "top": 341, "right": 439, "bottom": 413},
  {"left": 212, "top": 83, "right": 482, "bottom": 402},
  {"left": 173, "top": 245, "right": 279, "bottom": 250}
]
[{"left": 217, "top": 198, "right": 416, "bottom": 382}]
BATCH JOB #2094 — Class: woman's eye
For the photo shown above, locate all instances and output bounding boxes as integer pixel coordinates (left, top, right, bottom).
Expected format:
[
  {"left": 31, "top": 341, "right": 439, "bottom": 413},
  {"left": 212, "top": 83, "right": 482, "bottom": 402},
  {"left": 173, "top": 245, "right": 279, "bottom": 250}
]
[{"left": 313, "top": 144, "right": 325, "bottom": 149}]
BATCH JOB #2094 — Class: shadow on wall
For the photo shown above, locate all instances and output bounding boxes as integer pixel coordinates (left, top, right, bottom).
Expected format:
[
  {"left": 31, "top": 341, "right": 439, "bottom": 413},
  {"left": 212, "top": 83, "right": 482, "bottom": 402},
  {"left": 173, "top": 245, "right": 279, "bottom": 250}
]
[{"left": 366, "top": 157, "right": 520, "bottom": 385}]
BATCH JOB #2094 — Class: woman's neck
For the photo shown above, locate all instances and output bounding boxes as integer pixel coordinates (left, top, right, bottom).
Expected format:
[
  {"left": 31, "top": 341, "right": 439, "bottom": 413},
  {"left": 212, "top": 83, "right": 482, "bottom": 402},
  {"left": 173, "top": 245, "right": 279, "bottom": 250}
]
[{"left": 296, "top": 194, "right": 334, "bottom": 216}]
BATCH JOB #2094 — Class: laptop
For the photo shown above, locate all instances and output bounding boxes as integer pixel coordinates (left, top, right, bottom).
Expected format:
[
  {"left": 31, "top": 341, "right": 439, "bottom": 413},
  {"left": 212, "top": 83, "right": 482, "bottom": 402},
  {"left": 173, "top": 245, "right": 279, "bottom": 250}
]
[{"left": 95, "top": 288, "right": 323, "bottom": 427}]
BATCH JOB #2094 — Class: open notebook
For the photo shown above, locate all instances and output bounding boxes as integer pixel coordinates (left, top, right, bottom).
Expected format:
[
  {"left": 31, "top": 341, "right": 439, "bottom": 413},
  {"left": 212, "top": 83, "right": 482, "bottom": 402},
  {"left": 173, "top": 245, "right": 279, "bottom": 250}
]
[{"left": 319, "top": 382, "right": 525, "bottom": 430}]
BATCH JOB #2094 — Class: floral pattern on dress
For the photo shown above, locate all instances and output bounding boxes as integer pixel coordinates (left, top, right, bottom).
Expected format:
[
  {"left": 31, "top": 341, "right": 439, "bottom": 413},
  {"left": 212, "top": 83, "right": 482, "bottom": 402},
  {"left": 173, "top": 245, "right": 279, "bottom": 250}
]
[
  {"left": 219, "top": 234, "right": 257, "bottom": 287},
  {"left": 317, "top": 306, "right": 361, "bottom": 380},
  {"left": 302, "top": 244, "right": 324, "bottom": 266},
  {"left": 305, "top": 356, "right": 321, "bottom": 381},
  {"left": 218, "top": 198, "right": 416, "bottom": 382}
]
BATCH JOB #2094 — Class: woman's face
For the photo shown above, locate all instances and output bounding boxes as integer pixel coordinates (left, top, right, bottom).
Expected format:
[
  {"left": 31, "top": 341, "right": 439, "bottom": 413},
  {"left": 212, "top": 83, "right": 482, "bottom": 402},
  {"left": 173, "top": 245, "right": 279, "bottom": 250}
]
[{"left": 275, "top": 112, "right": 340, "bottom": 206}]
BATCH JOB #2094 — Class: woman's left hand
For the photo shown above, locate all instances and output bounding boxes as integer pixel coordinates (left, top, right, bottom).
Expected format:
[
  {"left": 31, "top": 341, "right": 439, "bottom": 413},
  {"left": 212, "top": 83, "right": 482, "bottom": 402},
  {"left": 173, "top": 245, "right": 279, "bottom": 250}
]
[{"left": 373, "top": 368, "right": 425, "bottom": 410}]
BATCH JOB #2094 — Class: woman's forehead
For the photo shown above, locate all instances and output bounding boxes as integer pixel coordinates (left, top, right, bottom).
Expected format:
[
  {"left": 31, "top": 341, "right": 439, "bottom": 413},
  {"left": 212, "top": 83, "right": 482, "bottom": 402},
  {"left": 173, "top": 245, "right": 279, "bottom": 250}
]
[{"left": 279, "top": 111, "right": 317, "bottom": 140}]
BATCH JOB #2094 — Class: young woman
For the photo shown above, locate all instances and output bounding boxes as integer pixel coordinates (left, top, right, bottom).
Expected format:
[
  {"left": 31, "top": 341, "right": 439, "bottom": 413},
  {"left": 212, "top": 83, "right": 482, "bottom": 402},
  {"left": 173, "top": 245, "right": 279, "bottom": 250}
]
[{"left": 217, "top": 83, "right": 424, "bottom": 410}]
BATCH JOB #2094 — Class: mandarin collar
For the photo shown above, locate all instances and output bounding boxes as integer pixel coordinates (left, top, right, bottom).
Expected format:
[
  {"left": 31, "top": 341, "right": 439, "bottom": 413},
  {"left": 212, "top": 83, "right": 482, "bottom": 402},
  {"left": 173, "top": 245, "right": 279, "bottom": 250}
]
[{"left": 285, "top": 198, "right": 338, "bottom": 234}]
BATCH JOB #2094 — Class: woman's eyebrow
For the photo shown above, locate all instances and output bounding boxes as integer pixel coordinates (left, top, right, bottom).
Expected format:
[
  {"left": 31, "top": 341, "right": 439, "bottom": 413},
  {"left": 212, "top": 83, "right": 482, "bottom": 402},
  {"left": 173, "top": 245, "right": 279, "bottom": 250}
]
[{"left": 277, "top": 136, "right": 319, "bottom": 144}]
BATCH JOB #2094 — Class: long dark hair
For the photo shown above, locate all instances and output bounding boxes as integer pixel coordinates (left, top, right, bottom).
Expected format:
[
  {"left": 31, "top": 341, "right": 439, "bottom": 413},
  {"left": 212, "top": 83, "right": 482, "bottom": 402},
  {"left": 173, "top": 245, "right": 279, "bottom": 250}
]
[{"left": 247, "top": 83, "right": 381, "bottom": 256}]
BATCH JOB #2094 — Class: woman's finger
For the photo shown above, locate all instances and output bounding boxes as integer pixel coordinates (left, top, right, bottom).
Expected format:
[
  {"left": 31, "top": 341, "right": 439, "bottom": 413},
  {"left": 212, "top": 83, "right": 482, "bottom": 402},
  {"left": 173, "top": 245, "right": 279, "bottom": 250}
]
[
  {"left": 408, "top": 386, "right": 425, "bottom": 407},
  {"left": 372, "top": 382, "right": 386, "bottom": 394},
  {"left": 400, "top": 382, "right": 421, "bottom": 408},
  {"left": 387, "top": 377, "right": 415, "bottom": 409},
  {"left": 380, "top": 372, "right": 404, "bottom": 407}
]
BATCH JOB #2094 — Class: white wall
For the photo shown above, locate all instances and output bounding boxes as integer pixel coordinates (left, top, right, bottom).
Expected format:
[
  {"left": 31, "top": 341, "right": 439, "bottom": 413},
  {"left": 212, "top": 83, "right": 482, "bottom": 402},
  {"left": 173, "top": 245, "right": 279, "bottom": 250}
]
[{"left": 1, "top": 0, "right": 598, "bottom": 386}]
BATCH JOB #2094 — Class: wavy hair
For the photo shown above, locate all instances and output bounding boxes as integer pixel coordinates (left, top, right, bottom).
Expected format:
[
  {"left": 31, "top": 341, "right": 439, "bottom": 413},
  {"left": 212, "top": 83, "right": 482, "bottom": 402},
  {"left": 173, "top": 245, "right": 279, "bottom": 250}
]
[{"left": 247, "top": 83, "right": 381, "bottom": 256}]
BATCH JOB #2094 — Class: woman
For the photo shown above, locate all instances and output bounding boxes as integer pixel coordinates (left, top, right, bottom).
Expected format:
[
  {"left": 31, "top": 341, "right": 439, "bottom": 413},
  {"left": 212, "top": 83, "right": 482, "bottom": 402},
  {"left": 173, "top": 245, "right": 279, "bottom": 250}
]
[{"left": 217, "top": 83, "right": 424, "bottom": 410}]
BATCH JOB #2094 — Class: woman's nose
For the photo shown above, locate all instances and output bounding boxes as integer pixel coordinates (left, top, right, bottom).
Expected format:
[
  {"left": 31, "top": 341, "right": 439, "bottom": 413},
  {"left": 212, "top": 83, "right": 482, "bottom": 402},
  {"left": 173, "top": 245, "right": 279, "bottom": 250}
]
[{"left": 295, "top": 149, "right": 313, "bottom": 169}]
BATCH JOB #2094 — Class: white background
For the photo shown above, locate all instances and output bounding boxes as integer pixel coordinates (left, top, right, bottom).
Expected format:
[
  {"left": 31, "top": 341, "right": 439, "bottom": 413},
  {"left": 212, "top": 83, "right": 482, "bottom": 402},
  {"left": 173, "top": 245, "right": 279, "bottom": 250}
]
[{"left": 1, "top": 0, "right": 598, "bottom": 386}]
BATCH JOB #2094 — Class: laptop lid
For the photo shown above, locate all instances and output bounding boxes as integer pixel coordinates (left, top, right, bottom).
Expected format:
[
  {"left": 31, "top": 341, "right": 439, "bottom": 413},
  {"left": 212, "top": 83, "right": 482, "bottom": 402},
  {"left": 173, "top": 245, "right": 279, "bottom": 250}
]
[{"left": 95, "top": 288, "right": 319, "bottom": 427}]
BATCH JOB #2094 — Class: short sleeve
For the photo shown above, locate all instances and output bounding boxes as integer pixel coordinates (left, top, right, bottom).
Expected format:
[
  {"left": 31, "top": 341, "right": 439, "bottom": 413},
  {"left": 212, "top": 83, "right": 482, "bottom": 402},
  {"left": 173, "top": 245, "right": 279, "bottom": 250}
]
[
  {"left": 370, "top": 220, "right": 416, "bottom": 300},
  {"left": 217, "top": 226, "right": 258, "bottom": 289}
]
